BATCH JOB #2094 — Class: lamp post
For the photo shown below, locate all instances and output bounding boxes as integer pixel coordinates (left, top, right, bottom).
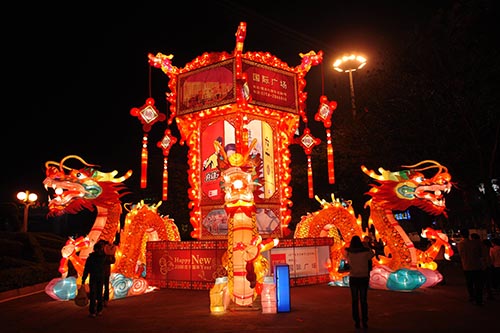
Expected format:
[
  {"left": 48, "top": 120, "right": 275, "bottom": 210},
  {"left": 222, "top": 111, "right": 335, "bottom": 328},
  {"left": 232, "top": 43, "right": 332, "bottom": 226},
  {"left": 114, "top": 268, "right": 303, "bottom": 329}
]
[
  {"left": 333, "top": 54, "right": 367, "bottom": 120},
  {"left": 17, "top": 190, "right": 38, "bottom": 232}
]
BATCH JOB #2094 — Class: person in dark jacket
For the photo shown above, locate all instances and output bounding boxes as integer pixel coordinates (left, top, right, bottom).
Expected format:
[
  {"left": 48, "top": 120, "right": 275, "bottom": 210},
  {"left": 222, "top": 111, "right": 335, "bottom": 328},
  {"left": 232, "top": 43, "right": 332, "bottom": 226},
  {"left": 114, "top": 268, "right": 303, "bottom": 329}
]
[
  {"left": 100, "top": 239, "right": 117, "bottom": 307},
  {"left": 345, "top": 235, "right": 375, "bottom": 329},
  {"left": 82, "top": 241, "right": 107, "bottom": 317},
  {"left": 457, "top": 229, "right": 484, "bottom": 305}
]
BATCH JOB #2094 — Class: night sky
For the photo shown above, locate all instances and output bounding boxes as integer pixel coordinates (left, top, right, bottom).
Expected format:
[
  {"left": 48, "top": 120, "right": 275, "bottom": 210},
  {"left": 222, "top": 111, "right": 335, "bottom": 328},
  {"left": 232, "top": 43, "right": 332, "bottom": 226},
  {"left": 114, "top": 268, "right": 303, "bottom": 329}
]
[{"left": 2, "top": 1, "right": 457, "bottom": 205}]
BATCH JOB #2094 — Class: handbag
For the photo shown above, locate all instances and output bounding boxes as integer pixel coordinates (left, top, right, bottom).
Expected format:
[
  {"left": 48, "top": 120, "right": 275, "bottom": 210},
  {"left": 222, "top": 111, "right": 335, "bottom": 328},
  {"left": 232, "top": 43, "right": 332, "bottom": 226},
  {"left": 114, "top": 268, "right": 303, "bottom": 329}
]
[
  {"left": 338, "top": 258, "right": 350, "bottom": 272},
  {"left": 74, "top": 286, "right": 89, "bottom": 307}
]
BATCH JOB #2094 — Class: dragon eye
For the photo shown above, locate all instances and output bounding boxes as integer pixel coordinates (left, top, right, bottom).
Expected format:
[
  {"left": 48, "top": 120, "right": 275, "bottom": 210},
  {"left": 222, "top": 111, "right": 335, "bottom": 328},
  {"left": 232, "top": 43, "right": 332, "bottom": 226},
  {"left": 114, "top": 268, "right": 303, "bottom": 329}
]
[
  {"left": 69, "top": 170, "right": 89, "bottom": 180},
  {"left": 415, "top": 176, "right": 424, "bottom": 183}
]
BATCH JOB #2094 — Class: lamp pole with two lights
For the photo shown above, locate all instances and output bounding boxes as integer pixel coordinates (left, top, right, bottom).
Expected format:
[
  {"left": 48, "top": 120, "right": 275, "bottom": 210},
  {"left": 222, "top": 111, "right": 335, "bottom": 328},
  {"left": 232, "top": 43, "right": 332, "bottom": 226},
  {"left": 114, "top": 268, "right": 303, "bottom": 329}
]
[{"left": 16, "top": 190, "right": 38, "bottom": 232}]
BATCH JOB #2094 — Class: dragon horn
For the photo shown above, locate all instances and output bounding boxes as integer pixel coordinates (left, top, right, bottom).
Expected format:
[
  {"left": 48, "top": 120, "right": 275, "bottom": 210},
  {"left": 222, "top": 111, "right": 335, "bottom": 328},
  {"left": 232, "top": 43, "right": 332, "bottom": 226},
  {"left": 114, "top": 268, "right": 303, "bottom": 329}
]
[
  {"left": 45, "top": 160, "right": 80, "bottom": 172},
  {"left": 95, "top": 169, "right": 133, "bottom": 183},
  {"left": 45, "top": 160, "right": 61, "bottom": 169},
  {"left": 60, "top": 155, "right": 98, "bottom": 170},
  {"left": 361, "top": 165, "right": 386, "bottom": 181},
  {"left": 401, "top": 160, "right": 445, "bottom": 175}
]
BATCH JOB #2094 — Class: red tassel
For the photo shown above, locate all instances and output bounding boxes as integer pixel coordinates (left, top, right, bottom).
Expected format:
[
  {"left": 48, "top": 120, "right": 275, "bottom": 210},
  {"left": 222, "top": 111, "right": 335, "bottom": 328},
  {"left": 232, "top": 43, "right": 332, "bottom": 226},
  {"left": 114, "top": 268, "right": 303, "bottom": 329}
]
[
  {"left": 326, "top": 129, "right": 335, "bottom": 184},
  {"left": 162, "top": 157, "right": 168, "bottom": 200},
  {"left": 157, "top": 128, "right": 177, "bottom": 201},
  {"left": 140, "top": 133, "right": 148, "bottom": 188},
  {"left": 307, "top": 155, "right": 314, "bottom": 198}
]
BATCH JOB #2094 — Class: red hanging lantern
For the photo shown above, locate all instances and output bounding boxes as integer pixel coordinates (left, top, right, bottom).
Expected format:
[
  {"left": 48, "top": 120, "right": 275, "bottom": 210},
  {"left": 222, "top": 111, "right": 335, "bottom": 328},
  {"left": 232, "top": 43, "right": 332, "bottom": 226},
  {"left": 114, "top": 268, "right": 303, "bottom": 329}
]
[
  {"left": 314, "top": 95, "right": 337, "bottom": 184},
  {"left": 296, "top": 127, "right": 321, "bottom": 198},
  {"left": 130, "top": 98, "right": 166, "bottom": 188},
  {"left": 157, "top": 128, "right": 177, "bottom": 200}
]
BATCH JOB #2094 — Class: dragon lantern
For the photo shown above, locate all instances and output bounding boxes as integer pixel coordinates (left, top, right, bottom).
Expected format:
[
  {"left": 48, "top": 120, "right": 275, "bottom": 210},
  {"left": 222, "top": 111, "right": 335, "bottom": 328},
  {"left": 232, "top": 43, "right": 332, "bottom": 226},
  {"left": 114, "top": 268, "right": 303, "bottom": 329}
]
[
  {"left": 294, "top": 160, "right": 454, "bottom": 291},
  {"left": 216, "top": 138, "right": 278, "bottom": 307},
  {"left": 43, "top": 155, "right": 181, "bottom": 301}
]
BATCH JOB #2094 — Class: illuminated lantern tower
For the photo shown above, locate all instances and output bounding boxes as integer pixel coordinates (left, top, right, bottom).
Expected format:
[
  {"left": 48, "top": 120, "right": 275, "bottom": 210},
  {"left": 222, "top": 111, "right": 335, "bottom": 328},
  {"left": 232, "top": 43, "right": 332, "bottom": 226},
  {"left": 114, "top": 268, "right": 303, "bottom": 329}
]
[{"left": 149, "top": 22, "right": 322, "bottom": 240}]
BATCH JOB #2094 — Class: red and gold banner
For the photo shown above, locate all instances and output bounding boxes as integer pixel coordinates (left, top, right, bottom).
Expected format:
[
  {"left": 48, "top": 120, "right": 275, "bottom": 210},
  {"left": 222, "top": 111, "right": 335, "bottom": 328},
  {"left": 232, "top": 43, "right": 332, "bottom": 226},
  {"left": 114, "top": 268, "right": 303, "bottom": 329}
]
[
  {"left": 147, "top": 238, "right": 333, "bottom": 290},
  {"left": 242, "top": 59, "right": 298, "bottom": 113}
]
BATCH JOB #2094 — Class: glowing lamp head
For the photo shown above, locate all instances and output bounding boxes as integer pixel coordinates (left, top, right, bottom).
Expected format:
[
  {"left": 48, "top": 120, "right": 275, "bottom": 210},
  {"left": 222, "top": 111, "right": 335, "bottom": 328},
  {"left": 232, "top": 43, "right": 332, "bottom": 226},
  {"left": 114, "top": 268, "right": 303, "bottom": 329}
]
[
  {"left": 28, "top": 193, "right": 38, "bottom": 202},
  {"left": 17, "top": 191, "right": 38, "bottom": 203},
  {"left": 17, "top": 192, "right": 27, "bottom": 201},
  {"left": 333, "top": 54, "right": 367, "bottom": 72}
]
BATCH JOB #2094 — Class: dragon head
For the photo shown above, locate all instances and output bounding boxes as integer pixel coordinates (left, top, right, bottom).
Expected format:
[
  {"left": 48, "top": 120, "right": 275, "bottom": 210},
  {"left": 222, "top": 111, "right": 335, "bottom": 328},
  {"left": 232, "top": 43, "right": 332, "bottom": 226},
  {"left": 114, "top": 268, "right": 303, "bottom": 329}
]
[
  {"left": 362, "top": 160, "right": 452, "bottom": 217},
  {"left": 216, "top": 138, "right": 263, "bottom": 205},
  {"left": 43, "top": 155, "right": 132, "bottom": 217}
]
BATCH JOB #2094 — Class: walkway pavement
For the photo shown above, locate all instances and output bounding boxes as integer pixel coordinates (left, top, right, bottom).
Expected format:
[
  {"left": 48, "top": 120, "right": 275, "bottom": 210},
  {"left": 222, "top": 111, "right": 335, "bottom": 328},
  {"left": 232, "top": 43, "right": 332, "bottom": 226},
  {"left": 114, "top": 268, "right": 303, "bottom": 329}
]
[{"left": 1, "top": 261, "right": 498, "bottom": 333}]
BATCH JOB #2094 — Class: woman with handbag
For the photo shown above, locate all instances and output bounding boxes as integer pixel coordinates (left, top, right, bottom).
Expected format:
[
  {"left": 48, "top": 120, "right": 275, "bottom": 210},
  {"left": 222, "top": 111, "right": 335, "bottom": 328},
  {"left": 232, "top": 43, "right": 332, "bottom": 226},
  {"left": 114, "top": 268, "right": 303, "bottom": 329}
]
[{"left": 345, "top": 235, "right": 375, "bottom": 329}]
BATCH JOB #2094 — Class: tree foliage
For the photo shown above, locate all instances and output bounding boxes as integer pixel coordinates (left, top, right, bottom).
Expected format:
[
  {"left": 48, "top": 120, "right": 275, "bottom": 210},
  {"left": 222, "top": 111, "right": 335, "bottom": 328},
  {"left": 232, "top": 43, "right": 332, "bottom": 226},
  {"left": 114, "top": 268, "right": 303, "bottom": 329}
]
[{"left": 319, "top": 0, "right": 500, "bottom": 231}]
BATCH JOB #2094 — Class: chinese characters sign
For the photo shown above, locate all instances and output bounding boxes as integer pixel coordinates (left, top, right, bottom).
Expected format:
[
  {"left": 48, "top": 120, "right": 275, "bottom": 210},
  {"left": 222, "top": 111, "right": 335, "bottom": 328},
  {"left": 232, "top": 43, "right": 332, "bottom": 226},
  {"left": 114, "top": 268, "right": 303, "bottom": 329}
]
[
  {"left": 177, "top": 58, "right": 298, "bottom": 116},
  {"left": 243, "top": 59, "right": 298, "bottom": 113}
]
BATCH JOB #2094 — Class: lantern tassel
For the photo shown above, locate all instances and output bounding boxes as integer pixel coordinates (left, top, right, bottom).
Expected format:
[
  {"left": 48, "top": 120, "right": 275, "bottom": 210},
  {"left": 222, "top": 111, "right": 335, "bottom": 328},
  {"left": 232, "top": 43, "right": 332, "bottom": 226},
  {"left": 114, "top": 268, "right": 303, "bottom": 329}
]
[
  {"left": 140, "top": 133, "right": 148, "bottom": 188},
  {"left": 326, "top": 129, "right": 335, "bottom": 184},
  {"left": 162, "top": 157, "right": 168, "bottom": 200},
  {"left": 307, "top": 155, "right": 314, "bottom": 198}
]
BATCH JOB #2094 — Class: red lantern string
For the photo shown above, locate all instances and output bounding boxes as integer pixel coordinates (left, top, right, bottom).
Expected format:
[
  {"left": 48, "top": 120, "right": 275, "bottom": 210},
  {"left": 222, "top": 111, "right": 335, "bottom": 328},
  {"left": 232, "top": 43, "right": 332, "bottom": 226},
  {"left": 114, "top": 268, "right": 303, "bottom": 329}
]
[
  {"left": 314, "top": 95, "right": 337, "bottom": 184},
  {"left": 157, "top": 128, "right": 177, "bottom": 200},
  {"left": 130, "top": 65, "right": 167, "bottom": 188},
  {"left": 140, "top": 133, "right": 149, "bottom": 188},
  {"left": 295, "top": 127, "right": 321, "bottom": 198},
  {"left": 130, "top": 97, "right": 166, "bottom": 188}
]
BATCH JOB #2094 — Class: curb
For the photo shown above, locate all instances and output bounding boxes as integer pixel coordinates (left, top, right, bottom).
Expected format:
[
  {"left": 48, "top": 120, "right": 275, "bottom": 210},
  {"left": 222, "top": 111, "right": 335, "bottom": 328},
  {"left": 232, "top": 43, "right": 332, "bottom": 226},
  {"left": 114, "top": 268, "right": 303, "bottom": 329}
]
[{"left": 0, "top": 282, "right": 47, "bottom": 303}]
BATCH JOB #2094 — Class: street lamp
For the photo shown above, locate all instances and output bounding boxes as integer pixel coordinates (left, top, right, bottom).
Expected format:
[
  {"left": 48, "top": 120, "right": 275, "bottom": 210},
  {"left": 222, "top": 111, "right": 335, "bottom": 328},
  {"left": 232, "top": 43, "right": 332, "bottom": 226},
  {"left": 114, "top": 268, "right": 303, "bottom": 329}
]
[
  {"left": 17, "top": 190, "right": 38, "bottom": 232},
  {"left": 333, "top": 54, "right": 367, "bottom": 120}
]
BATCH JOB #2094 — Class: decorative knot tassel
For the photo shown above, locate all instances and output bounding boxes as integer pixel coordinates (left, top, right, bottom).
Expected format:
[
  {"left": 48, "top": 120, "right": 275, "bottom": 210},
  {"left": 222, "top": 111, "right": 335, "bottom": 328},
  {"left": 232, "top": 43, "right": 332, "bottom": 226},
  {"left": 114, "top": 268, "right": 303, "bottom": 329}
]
[
  {"left": 162, "top": 157, "right": 168, "bottom": 200},
  {"left": 326, "top": 129, "right": 335, "bottom": 184},
  {"left": 307, "top": 155, "right": 314, "bottom": 198},
  {"left": 140, "top": 134, "right": 149, "bottom": 189}
]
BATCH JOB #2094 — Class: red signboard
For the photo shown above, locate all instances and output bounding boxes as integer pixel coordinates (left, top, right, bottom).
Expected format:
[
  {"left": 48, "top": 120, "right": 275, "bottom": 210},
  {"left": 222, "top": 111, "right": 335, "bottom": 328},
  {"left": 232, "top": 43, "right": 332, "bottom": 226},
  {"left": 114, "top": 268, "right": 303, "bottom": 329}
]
[
  {"left": 147, "top": 238, "right": 333, "bottom": 290},
  {"left": 176, "top": 58, "right": 298, "bottom": 116},
  {"left": 243, "top": 59, "right": 298, "bottom": 113}
]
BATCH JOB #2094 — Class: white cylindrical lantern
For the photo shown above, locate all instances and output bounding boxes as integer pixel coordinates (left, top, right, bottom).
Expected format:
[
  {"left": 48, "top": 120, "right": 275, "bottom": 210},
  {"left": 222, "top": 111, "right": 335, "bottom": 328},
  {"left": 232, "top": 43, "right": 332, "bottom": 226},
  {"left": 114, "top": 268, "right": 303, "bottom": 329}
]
[
  {"left": 261, "top": 276, "right": 277, "bottom": 314},
  {"left": 210, "top": 277, "right": 228, "bottom": 314}
]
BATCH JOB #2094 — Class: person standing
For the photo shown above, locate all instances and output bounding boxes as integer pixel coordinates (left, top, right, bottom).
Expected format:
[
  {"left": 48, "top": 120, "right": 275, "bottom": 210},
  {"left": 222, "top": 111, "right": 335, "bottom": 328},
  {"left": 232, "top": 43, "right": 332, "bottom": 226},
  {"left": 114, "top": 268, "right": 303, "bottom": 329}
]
[
  {"left": 362, "top": 236, "right": 372, "bottom": 249},
  {"left": 490, "top": 238, "right": 500, "bottom": 290},
  {"left": 82, "top": 241, "right": 107, "bottom": 317},
  {"left": 101, "top": 240, "right": 117, "bottom": 307},
  {"left": 481, "top": 239, "right": 495, "bottom": 300},
  {"left": 345, "top": 235, "right": 375, "bottom": 329},
  {"left": 457, "top": 230, "right": 484, "bottom": 305}
]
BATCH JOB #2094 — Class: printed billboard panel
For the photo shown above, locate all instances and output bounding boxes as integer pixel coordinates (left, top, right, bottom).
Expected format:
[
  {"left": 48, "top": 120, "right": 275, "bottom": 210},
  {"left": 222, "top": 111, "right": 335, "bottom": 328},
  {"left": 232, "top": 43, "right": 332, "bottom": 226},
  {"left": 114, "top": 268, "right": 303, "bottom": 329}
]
[
  {"left": 177, "top": 59, "right": 236, "bottom": 115},
  {"left": 267, "top": 246, "right": 330, "bottom": 278}
]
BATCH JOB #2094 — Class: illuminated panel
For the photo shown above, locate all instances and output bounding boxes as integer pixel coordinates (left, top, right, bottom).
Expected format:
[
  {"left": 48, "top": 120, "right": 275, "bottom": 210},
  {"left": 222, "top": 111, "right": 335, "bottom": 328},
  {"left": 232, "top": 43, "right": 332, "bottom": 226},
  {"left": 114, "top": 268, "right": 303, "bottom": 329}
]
[
  {"left": 177, "top": 59, "right": 236, "bottom": 115},
  {"left": 242, "top": 59, "right": 298, "bottom": 114},
  {"left": 200, "top": 119, "right": 225, "bottom": 202},
  {"left": 261, "top": 121, "right": 276, "bottom": 198}
]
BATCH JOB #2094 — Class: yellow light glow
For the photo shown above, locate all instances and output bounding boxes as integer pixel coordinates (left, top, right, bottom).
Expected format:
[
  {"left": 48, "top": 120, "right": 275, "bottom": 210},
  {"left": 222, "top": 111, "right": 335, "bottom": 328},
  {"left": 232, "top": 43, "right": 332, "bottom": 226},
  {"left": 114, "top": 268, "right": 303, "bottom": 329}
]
[{"left": 333, "top": 53, "right": 367, "bottom": 72}]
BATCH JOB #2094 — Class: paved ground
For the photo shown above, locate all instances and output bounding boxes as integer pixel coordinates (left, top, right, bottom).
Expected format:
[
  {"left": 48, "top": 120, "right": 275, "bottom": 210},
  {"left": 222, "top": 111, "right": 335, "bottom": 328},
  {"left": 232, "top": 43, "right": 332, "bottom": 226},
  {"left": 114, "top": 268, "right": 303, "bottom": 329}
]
[{"left": 1, "top": 260, "right": 498, "bottom": 333}]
